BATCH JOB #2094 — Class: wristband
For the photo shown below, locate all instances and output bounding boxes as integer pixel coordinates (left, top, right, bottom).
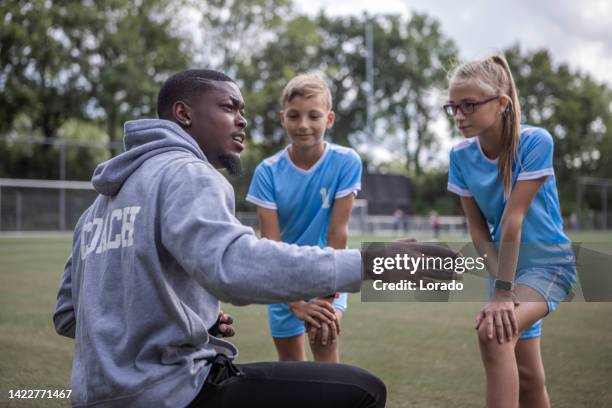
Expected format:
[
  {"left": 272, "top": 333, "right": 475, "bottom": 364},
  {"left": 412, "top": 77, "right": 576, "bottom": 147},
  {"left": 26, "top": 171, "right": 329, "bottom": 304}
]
[{"left": 494, "top": 279, "right": 514, "bottom": 291}]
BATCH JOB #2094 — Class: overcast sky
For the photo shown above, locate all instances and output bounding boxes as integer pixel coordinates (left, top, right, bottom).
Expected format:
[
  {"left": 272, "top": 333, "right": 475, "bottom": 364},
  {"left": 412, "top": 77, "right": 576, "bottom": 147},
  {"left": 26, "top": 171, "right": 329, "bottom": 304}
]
[{"left": 296, "top": 0, "right": 612, "bottom": 86}]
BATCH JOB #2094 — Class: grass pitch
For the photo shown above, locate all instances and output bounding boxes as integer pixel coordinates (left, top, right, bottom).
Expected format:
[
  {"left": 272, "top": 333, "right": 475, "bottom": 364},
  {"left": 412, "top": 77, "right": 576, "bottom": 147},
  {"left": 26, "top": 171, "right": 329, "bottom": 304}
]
[{"left": 1, "top": 232, "right": 611, "bottom": 407}]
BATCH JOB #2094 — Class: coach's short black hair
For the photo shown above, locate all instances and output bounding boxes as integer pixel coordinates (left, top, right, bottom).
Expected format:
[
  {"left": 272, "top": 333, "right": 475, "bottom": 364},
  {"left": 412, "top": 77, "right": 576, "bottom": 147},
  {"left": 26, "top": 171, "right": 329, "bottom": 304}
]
[{"left": 156, "top": 69, "right": 235, "bottom": 119}]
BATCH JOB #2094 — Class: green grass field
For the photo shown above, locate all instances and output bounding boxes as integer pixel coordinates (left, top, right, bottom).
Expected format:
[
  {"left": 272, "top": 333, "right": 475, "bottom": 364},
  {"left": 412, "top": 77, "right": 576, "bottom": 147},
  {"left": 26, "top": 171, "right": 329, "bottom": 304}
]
[{"left": 1, "top": 232, "right": 611, "bottom": 407}]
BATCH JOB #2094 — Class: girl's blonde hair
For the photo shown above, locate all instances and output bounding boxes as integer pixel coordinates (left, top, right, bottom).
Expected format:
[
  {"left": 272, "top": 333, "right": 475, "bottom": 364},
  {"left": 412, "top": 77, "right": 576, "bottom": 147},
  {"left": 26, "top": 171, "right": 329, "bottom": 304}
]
[{"left": 449, "top": 54, "right": 521, "bottom": 199}]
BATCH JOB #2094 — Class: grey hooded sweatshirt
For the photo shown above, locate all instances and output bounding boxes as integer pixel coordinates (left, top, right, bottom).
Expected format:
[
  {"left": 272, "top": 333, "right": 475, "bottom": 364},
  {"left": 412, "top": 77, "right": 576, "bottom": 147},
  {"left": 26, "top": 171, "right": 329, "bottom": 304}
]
[{"left": 53, "top": 119, "right": 362, "bottom": 407}]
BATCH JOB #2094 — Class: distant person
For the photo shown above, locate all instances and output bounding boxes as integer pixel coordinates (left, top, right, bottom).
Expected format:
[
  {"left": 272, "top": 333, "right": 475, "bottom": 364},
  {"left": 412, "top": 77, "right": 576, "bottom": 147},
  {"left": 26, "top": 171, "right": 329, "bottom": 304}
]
[
  {"left": 53, "top": 68, "right": 458, "bottom": 407},
  {"left": 392, "top": 208, "right": 408, "bottom": 232},
  {"left": 247, "top": 73, "right": 361, "bottom": 363},
  {"left": 445, "top": 54, "right": 576, "bottom": 408},
  {"left": 568, "top": 212, "right": 578, "bottom": 230},
  {"left": 429, "top": 210, "right": 441, "bottom": 239}
]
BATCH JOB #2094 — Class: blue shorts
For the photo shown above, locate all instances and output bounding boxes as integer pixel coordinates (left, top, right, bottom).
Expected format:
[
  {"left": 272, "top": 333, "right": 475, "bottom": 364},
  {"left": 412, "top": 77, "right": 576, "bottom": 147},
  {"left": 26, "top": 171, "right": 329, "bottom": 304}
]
[
  {"left": 488, "top": 264, "right": 576, "bottom": 339},
  {"left": 268, "top": 293, "right": 348, "bottom": 338}
]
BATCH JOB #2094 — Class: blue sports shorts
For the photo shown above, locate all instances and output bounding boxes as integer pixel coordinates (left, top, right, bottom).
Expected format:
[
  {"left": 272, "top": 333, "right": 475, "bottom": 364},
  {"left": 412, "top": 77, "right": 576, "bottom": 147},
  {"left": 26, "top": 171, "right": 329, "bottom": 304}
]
[{"left": 489, "top": 264, "right": 576, "bottom": 339}]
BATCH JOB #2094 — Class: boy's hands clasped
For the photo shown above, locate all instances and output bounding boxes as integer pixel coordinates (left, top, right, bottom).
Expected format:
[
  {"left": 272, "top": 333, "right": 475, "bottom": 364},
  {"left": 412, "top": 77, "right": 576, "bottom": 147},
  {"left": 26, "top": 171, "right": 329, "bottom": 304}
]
[
  {"left": 289, "top": 240, "right": 464, "bottom": 347},
  {"left": 288, "top": 298, "right": 340, "bottom": 346}
]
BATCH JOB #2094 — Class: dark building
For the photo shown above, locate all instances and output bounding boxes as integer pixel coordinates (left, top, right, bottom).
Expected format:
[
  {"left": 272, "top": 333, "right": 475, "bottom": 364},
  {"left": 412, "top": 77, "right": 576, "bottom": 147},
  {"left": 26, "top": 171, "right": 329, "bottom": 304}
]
[{"left": 359, "top": 173, "right": 411, "bottom": 215}]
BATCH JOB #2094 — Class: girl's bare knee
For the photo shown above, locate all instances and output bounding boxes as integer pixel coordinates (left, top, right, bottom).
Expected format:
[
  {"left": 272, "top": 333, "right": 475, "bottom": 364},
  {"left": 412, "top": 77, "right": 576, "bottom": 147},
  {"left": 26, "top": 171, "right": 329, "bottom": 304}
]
[
  {"left": 477, "top": 324, "right": 513, "bottom": 362},
  {"left": 477, "top": 323, "right": 499, "bottom": 348}
]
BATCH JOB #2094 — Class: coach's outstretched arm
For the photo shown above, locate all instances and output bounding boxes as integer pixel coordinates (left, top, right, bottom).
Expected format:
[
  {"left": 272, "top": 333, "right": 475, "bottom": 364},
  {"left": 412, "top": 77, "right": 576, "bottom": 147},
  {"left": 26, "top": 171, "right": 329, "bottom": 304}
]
[{"left": 160, "top": 160, "right": 362, "bottom": 306}]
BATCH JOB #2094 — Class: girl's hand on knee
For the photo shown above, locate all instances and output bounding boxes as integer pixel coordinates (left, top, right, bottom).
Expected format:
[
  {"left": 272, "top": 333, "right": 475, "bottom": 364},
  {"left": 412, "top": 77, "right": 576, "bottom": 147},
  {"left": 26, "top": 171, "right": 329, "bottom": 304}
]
[{"left": 476, "top": 293, "right": 519, "bottom": 344}]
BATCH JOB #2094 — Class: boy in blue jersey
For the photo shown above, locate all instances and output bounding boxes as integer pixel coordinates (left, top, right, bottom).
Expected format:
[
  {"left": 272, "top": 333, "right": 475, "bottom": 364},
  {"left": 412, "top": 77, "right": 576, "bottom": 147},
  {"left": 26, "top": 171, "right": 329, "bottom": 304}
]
[
  {"left": 445, "top": 55, "right": 576, "bottom": 408},
  {"left": 247, "top": 73, "right": 362, "bottom": 363}
]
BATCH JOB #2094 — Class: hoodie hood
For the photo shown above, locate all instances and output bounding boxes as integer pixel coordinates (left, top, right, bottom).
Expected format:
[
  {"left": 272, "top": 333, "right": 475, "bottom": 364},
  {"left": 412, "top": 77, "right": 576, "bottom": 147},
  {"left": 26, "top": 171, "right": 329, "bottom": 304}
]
[{"left": 92, "top": 119, "right": 207, "bottom": 196}]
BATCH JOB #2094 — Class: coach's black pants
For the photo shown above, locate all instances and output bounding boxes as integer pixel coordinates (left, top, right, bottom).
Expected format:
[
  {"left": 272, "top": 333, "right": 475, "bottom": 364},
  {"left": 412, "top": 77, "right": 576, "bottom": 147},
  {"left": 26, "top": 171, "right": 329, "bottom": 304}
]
[{"left": 186, "top": 354, "right": 386, "bottom": 407}]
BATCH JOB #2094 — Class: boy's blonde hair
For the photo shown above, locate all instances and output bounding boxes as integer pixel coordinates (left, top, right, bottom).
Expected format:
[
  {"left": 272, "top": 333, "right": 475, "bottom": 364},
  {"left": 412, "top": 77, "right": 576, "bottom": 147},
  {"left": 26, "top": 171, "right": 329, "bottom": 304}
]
[
  {"left": 448, "top": 54, "right": 521, "bottom": 200},
  {"left": 280, "top": 73, "right": 333, "bottom": 110}
]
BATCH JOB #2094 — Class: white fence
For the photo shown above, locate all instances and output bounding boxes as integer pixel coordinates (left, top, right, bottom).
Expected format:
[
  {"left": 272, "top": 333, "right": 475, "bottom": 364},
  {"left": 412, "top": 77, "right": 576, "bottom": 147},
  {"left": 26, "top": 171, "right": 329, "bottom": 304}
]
[
  {"left": 0, "top": 178, "right": 96, "bottom": 231},
  {"left": 354, "top": 214, "right": 466, "bottom": 235},
  {"left": 0, "top": 179, "right": 469, "bottom": 235},
  {"left": 3, "top": 179, "right": 608, "bottom": 235}
]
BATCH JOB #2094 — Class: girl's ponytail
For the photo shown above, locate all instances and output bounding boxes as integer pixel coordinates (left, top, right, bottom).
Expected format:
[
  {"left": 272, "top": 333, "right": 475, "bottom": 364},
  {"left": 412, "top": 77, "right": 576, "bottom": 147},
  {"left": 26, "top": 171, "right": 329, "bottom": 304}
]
[{"left": 490, "top": 55, "right": 521, "bottom": 199}]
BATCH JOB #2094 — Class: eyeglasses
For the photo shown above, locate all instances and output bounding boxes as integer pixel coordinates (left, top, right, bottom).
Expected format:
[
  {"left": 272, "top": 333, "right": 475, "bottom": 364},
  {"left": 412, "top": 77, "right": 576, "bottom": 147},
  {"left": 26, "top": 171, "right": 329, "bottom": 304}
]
[{"left": 443, "top": 96, "right": 499, "bottom": 117}]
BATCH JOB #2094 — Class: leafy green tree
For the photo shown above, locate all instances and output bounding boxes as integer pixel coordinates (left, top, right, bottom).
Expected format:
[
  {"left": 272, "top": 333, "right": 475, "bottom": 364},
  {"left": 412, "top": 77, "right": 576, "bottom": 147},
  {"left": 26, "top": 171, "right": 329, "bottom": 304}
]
[
  {"left": 0, "top": 0, "right": 97, "bottom": 140},
  {"left": 197, "top": 0, "right": 293, "bottom": 74},
  {"left": 505, "top": 45, "right": 612, "bottom": 211},
  {"left": 0, "top": 0, "right": 190, "bottom": 178},
  {"left": 237, "top": 14, "right": 322, "bottom": 151},
  {"left": 370, "top": 13, "right": 457, "bottom": 177},
  {"left": 87, "top": 0, "right": 190, "bottom": 154}
]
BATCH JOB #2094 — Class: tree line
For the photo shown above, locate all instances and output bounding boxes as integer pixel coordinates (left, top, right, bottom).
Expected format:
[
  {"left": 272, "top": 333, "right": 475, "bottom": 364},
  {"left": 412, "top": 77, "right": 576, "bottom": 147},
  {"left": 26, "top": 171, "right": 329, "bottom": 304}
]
[{"left": 1, "top": 0, "right": 610, "bottom": 214}]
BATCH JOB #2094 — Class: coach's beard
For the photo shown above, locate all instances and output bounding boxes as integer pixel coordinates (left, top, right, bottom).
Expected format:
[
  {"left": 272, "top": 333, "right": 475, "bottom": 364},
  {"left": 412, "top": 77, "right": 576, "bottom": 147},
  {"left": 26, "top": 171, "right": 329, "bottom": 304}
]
[{"left": 219, "top": 154, "right": 243, "bottom": 176}]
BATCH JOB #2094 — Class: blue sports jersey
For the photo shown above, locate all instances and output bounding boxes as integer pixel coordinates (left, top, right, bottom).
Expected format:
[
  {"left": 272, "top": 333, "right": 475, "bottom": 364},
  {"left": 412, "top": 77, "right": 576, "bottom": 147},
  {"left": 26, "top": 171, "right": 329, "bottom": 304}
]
[
  {"left": 247, "top": 142, "right": 362, "bottom": 247},
  {"left": 447, "top": 126, "right": 573, "bottom": 269}
]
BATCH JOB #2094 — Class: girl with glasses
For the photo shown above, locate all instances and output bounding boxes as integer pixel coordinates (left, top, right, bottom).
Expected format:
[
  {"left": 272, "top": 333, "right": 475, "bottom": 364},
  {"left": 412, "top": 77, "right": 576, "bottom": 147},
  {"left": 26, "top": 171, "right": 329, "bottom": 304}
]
[{"left": 445, "top": 54, "right": 576, "bottom": 408}]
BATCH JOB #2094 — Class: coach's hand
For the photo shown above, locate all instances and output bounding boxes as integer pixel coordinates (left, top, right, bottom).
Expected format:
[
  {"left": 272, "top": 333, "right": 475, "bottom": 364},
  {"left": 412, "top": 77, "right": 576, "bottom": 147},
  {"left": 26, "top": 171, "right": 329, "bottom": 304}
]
[
  {"left": 362, "top": 240, "right": 463, "bottom": 282},
  {"left": 208, "top": 310, "right": 236, "bottom": 338}
]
